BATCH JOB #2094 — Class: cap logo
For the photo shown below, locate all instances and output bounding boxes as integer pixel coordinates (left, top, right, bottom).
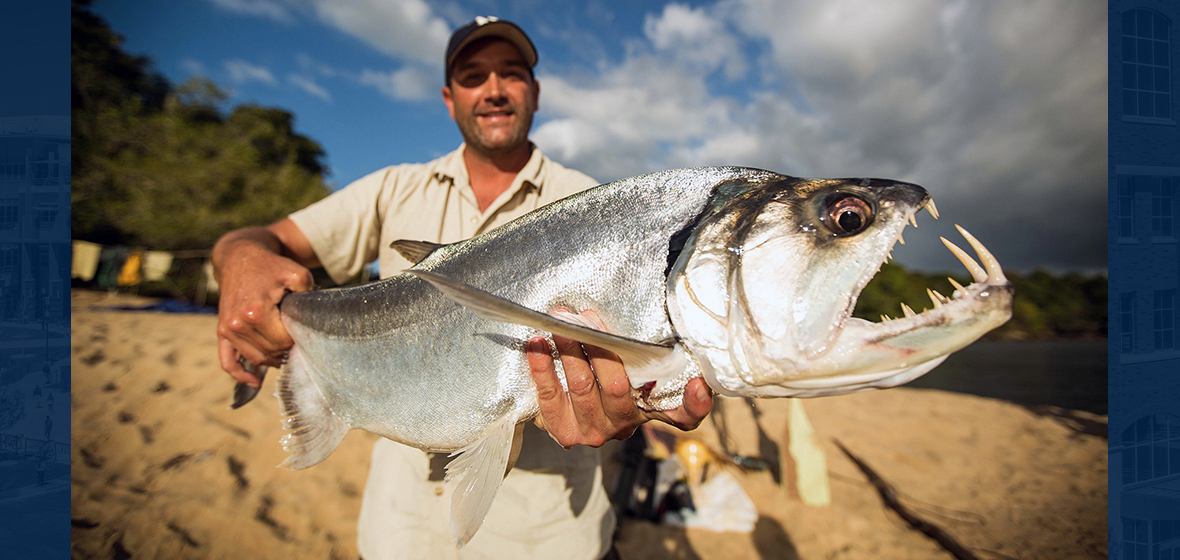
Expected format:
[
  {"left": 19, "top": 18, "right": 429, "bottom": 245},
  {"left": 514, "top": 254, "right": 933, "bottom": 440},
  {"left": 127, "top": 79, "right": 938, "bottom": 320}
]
[{"left": 474, "top": 16, "right": 499, "bottom": 26}]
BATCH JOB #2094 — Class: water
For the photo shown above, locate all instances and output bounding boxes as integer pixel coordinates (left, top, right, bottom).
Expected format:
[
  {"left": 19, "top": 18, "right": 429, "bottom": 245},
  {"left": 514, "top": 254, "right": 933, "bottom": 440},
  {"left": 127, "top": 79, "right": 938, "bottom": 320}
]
[{"left": 905, "top": 339, "right": 1107, "bottom": 415}]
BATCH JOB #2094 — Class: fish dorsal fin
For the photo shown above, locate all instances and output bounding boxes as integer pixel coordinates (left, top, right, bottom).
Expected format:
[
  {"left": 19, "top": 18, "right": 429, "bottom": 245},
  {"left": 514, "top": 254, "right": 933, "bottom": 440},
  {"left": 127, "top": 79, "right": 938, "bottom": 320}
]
[
  {"left": 445, "top": 415, "right": 518, "bottom": 547},
  {"left": 390, "top": 239, "right": 444, "bottom": 264},
  {"left": 408, "top": 270, "right": 676, "bottom": 372}
]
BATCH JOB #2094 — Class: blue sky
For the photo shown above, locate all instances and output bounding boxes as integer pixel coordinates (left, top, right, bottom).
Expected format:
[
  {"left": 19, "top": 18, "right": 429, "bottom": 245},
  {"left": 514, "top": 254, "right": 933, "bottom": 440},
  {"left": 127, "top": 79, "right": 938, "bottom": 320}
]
[{"left": 90, "top": 0, "right": 1107, "bottom": 274}]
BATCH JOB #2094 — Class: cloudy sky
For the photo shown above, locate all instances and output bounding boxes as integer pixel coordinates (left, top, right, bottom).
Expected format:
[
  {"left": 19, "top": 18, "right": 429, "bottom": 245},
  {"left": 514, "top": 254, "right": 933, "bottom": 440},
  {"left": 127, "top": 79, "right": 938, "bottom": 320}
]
[{"left": 92, "top": 0, "right": 1107, "bottom": 274}]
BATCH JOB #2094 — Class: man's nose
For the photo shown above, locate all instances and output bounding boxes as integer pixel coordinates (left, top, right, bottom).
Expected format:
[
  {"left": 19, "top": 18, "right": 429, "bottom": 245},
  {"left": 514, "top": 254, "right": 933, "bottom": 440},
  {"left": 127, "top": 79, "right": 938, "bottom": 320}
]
[{"left": 483, "top": 72, "right": 506, "bottom": 100}]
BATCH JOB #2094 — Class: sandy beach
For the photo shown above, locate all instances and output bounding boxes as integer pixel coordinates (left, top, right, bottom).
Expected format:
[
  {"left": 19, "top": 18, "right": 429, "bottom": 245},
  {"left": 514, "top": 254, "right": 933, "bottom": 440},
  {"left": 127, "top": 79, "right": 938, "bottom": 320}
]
[{"left": 69, "top": 289, "right": 1107, "bottom": 559}]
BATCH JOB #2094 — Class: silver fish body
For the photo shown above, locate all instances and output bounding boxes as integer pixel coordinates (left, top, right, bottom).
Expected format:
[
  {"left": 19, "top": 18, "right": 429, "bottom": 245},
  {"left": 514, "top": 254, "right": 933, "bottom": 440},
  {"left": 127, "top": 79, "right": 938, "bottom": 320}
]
[
  {"left": 270, "top": 167, "right": 1012, "bottom": 545},
  {"left": 278, "top": 168, "right": 749, "bottom": 453}
]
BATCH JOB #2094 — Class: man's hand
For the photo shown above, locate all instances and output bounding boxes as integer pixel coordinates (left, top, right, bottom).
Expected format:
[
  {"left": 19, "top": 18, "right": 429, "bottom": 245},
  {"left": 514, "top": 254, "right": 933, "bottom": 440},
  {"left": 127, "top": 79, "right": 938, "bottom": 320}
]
[
  {"left": 213, "top": 221, "right": 319, "bottom": 388},
  {"left": 527, "top": 311, "right": 713, "bottom": 448}
]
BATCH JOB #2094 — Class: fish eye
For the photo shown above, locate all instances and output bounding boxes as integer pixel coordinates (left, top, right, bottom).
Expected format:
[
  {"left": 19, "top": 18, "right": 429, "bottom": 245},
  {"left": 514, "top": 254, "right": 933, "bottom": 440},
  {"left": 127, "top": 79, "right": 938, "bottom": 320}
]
[{"left": 824, "top": 194, "right": 874, "bottom": 236}]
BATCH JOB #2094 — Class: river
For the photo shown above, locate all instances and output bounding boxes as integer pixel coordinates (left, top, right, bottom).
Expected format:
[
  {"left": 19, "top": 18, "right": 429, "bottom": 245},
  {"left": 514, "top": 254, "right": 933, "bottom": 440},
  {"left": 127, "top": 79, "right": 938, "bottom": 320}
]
[{"left": 905, "top": 339, "right": 1107, "bottom": 415}]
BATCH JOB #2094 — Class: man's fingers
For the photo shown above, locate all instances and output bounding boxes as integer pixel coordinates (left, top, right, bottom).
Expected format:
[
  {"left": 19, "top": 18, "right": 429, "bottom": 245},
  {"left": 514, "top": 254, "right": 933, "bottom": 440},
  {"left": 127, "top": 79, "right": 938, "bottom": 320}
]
[
  {"left": 582, "top": 343, "right": 640, "bottom": 432},
  {"left": 217, "top": 302, "right": 291, "bottom": 367},
  {"left": 646, "top": 378, "right": 714, "bottom": 431},
  {"left": 218, "top": 338, "right": 261, "bottom": 387},
  {"left": 682, "top": 377, "right": 714, "bottom": 420},
  {"left": 282, "top": 267, "right": 315, "bottom": 293},
  {"left": 554, "top": 335, "right": 609, "bottom": 443},
  {"left": 527, "top": 337, "right": 573, "bottom": 438}
]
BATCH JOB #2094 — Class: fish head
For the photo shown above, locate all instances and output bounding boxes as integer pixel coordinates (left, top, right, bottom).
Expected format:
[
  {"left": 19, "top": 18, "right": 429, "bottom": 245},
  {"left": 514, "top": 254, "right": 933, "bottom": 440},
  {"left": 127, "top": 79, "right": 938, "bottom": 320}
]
[{"left": 667, "top": 175, "right": 1012, "bottom": 398}]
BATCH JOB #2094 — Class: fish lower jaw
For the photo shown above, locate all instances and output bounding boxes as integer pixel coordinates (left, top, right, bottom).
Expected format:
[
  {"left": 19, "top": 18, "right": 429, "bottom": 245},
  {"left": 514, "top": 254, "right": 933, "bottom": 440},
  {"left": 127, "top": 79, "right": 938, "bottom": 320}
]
[{"left": 860, "top": 279, "right": 1013, "bottom": 339}]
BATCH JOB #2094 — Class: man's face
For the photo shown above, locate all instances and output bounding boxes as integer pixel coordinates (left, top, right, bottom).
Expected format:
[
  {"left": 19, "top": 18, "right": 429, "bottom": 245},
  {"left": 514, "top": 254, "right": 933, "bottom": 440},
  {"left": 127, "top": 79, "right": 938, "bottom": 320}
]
[{"left": 443, "top": 39, "right": 539, "bottom": 156}]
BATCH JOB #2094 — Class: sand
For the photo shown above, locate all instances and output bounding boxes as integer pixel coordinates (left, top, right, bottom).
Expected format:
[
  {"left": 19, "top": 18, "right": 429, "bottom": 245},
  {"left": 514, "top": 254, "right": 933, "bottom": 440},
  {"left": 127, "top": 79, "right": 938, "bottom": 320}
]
[{"left": 69, "top": 289, "right": 1107, "bottom": 559}]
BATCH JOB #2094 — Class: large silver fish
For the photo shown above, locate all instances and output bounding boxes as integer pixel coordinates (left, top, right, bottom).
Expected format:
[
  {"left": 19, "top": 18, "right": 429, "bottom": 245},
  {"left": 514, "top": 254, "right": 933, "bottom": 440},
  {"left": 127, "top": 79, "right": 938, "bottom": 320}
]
[{"left": 266, "top": 167, "right": 1012, "bottom": 545}]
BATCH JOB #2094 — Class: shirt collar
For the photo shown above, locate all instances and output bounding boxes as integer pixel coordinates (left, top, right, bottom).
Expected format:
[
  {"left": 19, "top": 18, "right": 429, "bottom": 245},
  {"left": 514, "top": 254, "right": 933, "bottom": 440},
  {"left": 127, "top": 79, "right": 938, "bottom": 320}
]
[{"left": 436, "top": 143, "right": 544, "bottom": 211}]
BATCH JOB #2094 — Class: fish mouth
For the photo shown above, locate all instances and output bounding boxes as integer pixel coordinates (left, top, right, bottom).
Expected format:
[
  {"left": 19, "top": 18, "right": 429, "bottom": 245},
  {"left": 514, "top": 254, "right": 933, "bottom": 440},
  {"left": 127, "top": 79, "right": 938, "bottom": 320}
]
[
  {"left": 720, "top": 197, "right": 1013, "bottom": 398},
  {"left": 865, "top": 222, "right": 1008, "bottom": 334},
  {"left": 772, "top": 213, "right": 1014, "bottom": 395}
]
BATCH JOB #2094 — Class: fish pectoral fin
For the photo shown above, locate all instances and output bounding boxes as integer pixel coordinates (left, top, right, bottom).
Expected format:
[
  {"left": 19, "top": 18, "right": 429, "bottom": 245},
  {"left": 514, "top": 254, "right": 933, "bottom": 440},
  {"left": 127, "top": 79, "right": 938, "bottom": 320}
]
[
  {"left": 276, "top": 344, "right": 349, "bottom": 470},
  {"left": 445, "top": 416, "right": 519, "bottom": 547},
  {"left": 390, "top": 239, "right": 444, "bottom": 264},
  {"left": 409, "top": 270, "right": 675, "bottom": 371}
]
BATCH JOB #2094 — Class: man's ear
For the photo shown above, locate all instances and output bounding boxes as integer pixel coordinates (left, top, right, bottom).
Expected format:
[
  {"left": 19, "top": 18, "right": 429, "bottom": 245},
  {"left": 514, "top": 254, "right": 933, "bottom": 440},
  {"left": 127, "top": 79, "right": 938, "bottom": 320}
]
[
  {"left": 532, "top": 79, "right": 540, "bottom": 112},
  {"left": 442, "top": 86, "right": 456, "bottom": 120}
]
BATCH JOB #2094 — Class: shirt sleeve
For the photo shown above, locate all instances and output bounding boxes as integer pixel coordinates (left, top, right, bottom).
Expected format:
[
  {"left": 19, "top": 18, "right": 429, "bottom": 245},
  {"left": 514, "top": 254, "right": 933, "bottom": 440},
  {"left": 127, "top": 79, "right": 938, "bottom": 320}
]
[{"left": 289, "top": 167, "right": 393, "bottom": 285}]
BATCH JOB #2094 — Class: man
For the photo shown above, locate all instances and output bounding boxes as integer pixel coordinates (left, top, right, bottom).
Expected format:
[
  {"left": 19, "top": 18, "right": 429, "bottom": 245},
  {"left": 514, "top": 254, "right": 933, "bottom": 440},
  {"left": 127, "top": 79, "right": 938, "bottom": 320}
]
[{"left": 213, "top": 17, "right": 713, "bottom": 559}]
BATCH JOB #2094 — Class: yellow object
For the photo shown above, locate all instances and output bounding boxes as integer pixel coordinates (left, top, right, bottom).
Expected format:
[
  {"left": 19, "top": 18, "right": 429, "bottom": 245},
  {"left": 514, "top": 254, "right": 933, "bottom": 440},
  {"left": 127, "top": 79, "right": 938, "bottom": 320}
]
[
  {"left": 117, "top": 251, "right": 143, "bottom": 286},
  {"left": 786, "top": 399, "right": 831, "bottom": 506},
  {"left": 675, "top": 438, "right": 713, "bottom": 486}
]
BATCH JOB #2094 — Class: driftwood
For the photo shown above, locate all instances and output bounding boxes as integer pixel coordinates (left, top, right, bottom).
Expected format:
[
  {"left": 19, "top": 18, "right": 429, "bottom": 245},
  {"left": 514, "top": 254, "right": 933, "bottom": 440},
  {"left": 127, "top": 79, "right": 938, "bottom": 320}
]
[{"left": 834, "top": 439, "right": 981, "bottom": 560}]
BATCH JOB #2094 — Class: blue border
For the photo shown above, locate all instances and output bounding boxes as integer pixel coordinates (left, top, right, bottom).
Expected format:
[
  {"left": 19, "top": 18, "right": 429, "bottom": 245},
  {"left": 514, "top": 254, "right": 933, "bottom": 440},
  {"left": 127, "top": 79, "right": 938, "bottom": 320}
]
[
  {"left": 1109, "top": 2, "right": 1180, "bottom": 558},
  {"left": 0, "top": 2, "right": 70, "bottom": 558}
]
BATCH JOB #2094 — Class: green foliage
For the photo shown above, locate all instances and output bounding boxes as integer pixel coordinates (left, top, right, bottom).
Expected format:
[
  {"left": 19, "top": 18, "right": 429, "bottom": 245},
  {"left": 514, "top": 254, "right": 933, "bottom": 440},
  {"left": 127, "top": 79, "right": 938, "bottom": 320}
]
[
  {"left": 853, "top": 263, "right": 1107, "bottom": 340},
  {"left": 71, "top": 1, "right": 330, "bottom": 250}
]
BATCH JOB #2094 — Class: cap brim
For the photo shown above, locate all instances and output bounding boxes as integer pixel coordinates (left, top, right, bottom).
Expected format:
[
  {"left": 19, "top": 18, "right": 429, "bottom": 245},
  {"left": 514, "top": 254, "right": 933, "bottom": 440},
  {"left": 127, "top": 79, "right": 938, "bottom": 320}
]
[{"left": 446, "top": 21, "right": 537, "bottom": 70}]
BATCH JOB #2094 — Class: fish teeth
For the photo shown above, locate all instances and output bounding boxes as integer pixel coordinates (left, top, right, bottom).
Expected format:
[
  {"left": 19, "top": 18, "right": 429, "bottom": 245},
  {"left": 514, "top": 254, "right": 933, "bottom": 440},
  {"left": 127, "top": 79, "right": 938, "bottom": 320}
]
[
  {"left": 908, "top": 214, "right": 918, "bottom": 228},
  {"left": 901, "top": 303, "right": 916, "bottom": 317},
  {"left": 940, "top": 235, "right": 987, "bottom": 283},
  {"left": 924, "top": 199, "right": 940, "bottom": 220},
  {"left": 954, "top": 225, "right": 1008, "bottom": 284},
  {"left": 948, "top": 277, "right": 966, "bottom": 295},
  {"left": 927, "top": 288, "right": 947, "bottom": 307},
  {"left": 880, "top": 314, "right": 892, "bottom": 322},
  {"left": 898, "top": 230, "right": 905, "bottom": 245}
]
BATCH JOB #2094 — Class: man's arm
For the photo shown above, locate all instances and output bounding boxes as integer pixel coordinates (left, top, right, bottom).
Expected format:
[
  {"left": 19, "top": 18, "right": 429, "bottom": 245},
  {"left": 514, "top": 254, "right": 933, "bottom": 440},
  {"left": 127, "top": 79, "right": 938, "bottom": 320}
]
[{"left": 212, "top": 218, "right": 319, "bottom": 387}]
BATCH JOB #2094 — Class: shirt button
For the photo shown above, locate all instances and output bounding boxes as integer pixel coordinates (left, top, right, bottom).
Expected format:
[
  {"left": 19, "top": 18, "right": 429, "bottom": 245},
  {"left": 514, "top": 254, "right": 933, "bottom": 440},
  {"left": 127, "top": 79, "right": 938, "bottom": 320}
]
[
  {"left": 434, "top": 485, "right": 445, "bottom": 496},
  {"left": 470, "top": 217, "right": 477, "bottom": 224}
]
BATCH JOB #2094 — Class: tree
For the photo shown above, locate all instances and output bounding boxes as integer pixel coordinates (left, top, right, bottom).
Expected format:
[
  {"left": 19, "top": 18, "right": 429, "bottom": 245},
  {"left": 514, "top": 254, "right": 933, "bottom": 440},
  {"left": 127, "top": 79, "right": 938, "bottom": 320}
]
[{"left": 70, "top": 1, "right": 330, "bottom": 250}]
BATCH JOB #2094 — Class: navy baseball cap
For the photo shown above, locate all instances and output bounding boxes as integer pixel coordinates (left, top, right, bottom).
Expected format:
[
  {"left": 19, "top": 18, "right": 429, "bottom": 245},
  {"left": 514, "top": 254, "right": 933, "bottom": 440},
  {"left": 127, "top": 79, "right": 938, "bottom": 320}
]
[{"left": 445, "top": 16, "right": 537, "bottom": 82}]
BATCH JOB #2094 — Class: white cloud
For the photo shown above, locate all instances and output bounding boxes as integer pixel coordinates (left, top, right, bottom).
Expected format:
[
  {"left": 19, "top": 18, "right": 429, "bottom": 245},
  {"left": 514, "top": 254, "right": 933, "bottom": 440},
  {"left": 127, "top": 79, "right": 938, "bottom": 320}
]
[
  {"left": 307, "top": 0, "right": 451, "bottom": 66},
  {"left": 224, "top": 59, "right": 277, "bottom": 85},
  {"left": 287, "top": 74, "right": 332, "bottom": 101},
  {"left": 206, "top": 0, "right": 294, "bottom": 23},
  {"left": 296, "top": 53, "right": 338, "bottom": 78},
  {"left": 643, "top": 3, "right": 746, "bottom": 79},
  {"left": 533, "top": 0, "right": 1105, "bottom": 272},
  {"left": 180, "top": 58, "right": 207, "bottom": 77},
  {"left": 358, "top": 66, "right": 436, "bottom": 101},
  {"left": 208, "top": 0, "right": 451, "bottom": 66}
]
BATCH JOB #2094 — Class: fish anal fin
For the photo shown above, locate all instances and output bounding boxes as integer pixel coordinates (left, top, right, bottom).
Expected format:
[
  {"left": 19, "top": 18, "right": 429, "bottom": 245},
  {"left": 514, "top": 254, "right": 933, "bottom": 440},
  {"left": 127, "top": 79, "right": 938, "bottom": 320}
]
[
  {"left": 275, "top": 344, "right": 349, "bottom": 469},
  {"left": 390, "top": 239, "right": 444, "bottom": 264},
  {"left": 445, "top": 416, "right": 518, "bottom": 547},
  {"left": 506, "top": 423, "right": 525, "bottom": 477},
  {"left": 409, "top": 269, "right": 674, "bottom": 373}
]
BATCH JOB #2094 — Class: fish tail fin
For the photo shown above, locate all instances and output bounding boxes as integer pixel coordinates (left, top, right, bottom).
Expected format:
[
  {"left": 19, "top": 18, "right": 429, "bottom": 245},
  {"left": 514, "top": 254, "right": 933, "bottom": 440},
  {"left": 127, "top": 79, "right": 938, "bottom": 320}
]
[
  {"left": 445, "top": 416, "right": 519, "bottom": 547},
  {"left": 275, "top": 344, "right": 349, "bottom": 470}
]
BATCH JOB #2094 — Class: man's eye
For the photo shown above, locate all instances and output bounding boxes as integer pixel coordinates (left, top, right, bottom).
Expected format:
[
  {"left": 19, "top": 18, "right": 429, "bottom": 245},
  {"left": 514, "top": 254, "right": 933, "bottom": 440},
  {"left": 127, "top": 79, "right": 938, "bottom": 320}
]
[{"left": 457, "top": 72, "right": 489, "bottom": 88}]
